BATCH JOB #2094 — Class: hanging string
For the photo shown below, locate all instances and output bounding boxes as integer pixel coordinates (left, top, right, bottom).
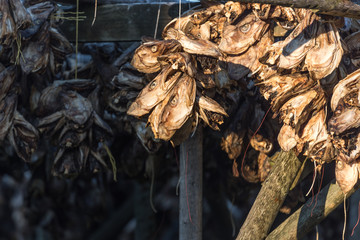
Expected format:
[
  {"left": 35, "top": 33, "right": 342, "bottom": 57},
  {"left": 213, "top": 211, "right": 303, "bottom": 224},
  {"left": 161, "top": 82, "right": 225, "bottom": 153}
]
[
  {"left": 154, "top": 0, "right": 162, "bottom": 39},
  {"left": 351, "top": 201, "right": 360, "bottom": 236},
  {"left": 178, "top": 0, "right": 181, "bottom": 25},
  {"left": 306, "top": 160, "right": 317, "bottom": 197},
  {"left": 343, "top": 194, "right": 347, "bottom": 240},
  {"left": 150, "top": 159, "right": 158, "bottom": 213},
  {"left": 92, "top": 0, "right": 98, "bottom": 26},
  {"left": 75, "top": 0, "right": 79, "bottom": 80}
]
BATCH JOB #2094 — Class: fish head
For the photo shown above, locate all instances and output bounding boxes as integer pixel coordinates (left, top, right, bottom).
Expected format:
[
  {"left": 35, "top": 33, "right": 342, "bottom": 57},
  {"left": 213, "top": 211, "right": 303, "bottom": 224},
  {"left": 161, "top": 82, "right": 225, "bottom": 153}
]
[
  {"left": 131, "top": 40, "right": 181, "bottom": 73},
  {"left": 157, "top": 75, "right": 196, "bottom": 140},
  {"left": 219, "top": 13, "right": 269, "bottom": 54},
  {"left": 127, "top": 67, "right": 181, "bottom": 117}
]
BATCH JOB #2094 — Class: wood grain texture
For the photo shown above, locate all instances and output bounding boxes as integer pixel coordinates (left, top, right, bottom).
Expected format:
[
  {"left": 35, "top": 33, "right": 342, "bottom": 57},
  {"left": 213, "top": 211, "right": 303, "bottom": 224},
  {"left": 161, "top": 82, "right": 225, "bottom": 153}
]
[
  {"left": 236, "top": 151, "right": 302, "bottom": 240},
  {"left": 179, "top": 128, "right": 203, "bottom": 240},
  {"left": 58, "top": 3, "right": 199, "bottom": 42},
  {"left": 233, "top": 0, "right": 360, "bottom": 19},
  {"left": 266, "top": 180, "right": 360, "bottom": 240}
]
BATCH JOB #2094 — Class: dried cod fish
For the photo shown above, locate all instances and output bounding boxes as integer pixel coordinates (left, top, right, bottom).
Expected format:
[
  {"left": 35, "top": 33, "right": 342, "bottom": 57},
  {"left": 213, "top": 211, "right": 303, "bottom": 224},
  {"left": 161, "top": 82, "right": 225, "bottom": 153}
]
[
  {"left": 164, "top": 28, "right": 222, "bottom": 58},
  {"left": 250, "top": 134, "right": 273, "bottom": 154},
  {"left": 260, "top": 10, "right": 317, "bottom": 70},
  {"left": 278, "top": 124, "right": 297, "bottom": 152},
  {"left": 127, "top": 65, "right": 181, "bottom": 117},
  {"left": 219, "top": 13, "right": 269, "bottom": 55},
  {"left": 224, "top": 1, "right": 247, "bottom": 24},
  {"left": 9, "top": 0, "right": 32, "bottom": 30},
  {"left": 335, "top": 153, "right": 360, "bottom": 194},
  {"left": 225, "top": 29, "right": 273, "bottom": 80},
  {"left": 0, "top": 93, "right": 17, "bottom": 141},
  {"left": 131, "top": 121, "right": 161, "bottom": 153},
  {"left": 304, "top": 22, "right": 344, "bottom": 80},
  {"left": 131, "top": 39, "right": 181, "bottom": 73},
  {"left": 299, "top": 108, "right": 331, "bottom": 161},
  {"left": 258, "top": 73, "right": 316, "bottom": 113},
  {"left": 8, "top": 111, "right": 39, "bottom": 162},
  {"left": 0, "top": 0, "right": 16, "bottom": 45},
  {"left": 330, "top": 68, "right": 360, "bottom": 111},
  {"left": 197, "top": 93, "right": 228, "bottom": 130},
  {"left": 158, "top": 52, "right": 197, "bottom": 77},
  {"left": 20, "top": 2, "right": 54, "bottom": 39},
  {"left": 148, "top": 74, "right": 196, "bottom": 141},
  {"left": 20, "top": 22, "right": 50, "bottom": 74}
]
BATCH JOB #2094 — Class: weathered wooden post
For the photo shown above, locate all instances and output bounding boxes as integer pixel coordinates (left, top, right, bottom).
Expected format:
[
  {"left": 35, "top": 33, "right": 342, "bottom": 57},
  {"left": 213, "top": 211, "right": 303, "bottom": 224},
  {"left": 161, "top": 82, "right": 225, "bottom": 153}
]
[
  {"left": 179, "top": 127, "right": 203, "bottom": 240},
  {"left": 266, "top": 180, "right": 360, "bottom": 240},
  {"left": 236, "top": 151, "right": 302, "bottom": 240}
]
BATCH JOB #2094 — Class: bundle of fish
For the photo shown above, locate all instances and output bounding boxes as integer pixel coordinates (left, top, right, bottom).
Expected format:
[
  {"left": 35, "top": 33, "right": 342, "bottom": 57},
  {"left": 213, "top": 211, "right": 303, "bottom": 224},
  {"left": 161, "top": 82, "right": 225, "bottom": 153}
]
[
  {"left": 127, "top": 2, "right": 293, "bottom": 146},
  {"left": 128, "top": 38, "right": 228, "bottom": 146},
  {"left": 127, "top": 3, "right": 334, "bottom": 178},
  {"left": 328, "top": 69, "right": 360, "bottom": 194},
  {"left": 0, "top": 0, "right": 72, "bottom": 163},
  {"left": 126, "top": 1, "right": 360, "bottom": 193},
  {"left": 35, "top": 80, "right": 114, "bottom": 175},
  {"left": 256, "top": 9, "right": 347, "bottom": 164},
  {"left": 220, "top": 92, "right": 278, "bottom": 182}
]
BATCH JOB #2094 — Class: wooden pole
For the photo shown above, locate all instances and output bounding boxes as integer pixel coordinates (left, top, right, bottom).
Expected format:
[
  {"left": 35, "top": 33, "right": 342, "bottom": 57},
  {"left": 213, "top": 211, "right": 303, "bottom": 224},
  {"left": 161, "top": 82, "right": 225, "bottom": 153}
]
[
  {"left": 179, "top": 127, "right": 203, "bottom": 240},
  {"left": 236, "top": 151, "right": 302, "bottom": 240},
  {"left": 266, "top": 181, "right": 360, "bottom": 240},
  {"left": 234, "top": 0, "right": 360, "bottom": 19}
]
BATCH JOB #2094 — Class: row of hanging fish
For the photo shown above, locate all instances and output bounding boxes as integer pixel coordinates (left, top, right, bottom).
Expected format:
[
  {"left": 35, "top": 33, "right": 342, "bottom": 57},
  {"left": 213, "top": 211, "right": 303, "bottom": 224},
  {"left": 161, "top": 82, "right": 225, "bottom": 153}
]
[
  {"left": 126, "top": 1, "right": 360, "bottom": 193},
  {"left": 0, "top": 0, "right": 123, "bottom": 175}
]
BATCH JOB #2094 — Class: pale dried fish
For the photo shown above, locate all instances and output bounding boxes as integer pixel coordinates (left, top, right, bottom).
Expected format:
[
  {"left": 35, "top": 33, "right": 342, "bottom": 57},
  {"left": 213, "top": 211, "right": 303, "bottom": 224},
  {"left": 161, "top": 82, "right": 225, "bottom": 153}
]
[
  {"left": 127, "top": 66, "right": 181, "bottom": 117},
  {"left": 278, "top": 124, "right": 297, "bottom": 152},
  {"left": 224, "top": 1, "right": 247, "bottom": 23},
  {"left": 151, "top": 75, "right": 196, "bottom": 141},
  {"left": 131, "top": 39, "right": 181, "bottom": 73},
  {"left": 219, "top": 13, "right": 269, "bottom": 55},
  {"left": 305, "top": 23, "right": 343, "bottom": 80},
  {"left": 335, "top": 153, "right": 359, "bottom": 194},
  {"left": 165, "top": 28, "right": 222, "bottom": 57},
  {"left": 330, "top": 68, "right": 360, "bottom": 111}
]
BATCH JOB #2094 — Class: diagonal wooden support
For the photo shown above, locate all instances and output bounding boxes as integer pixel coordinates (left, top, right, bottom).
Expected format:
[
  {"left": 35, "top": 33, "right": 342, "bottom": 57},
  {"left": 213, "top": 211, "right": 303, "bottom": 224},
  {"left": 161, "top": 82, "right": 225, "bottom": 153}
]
[
  {"left": 236, "top": 151, "right": 302, "bottom": 240},
  {"left": 266, "top": 180, "right": 360, "bottom": 240}
]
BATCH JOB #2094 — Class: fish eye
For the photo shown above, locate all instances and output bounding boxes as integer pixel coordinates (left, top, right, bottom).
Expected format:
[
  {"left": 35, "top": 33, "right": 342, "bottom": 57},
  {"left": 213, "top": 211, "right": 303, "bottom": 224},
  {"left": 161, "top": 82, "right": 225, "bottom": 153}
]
[
  {"left": 240, "top": 23, "right": 250, "bottom": 33},
  {"left": 170, "top": 96, "right": 178, "bottom": 106},
  {"left": 151, "top": 45, "right": 158, "bottom": 53},
  {"left": 149, "top": 81, "right": 157, "bottom": 90},
  {"left": 336, "top": 160, "right": 344, "bottom": 170}
]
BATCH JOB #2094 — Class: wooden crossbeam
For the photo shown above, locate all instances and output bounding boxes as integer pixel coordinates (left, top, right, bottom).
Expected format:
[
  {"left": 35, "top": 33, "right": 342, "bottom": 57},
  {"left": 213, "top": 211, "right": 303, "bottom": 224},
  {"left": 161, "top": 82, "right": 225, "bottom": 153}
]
[{"left": 58, "top": 2, "right": 199, "bottom": 42}]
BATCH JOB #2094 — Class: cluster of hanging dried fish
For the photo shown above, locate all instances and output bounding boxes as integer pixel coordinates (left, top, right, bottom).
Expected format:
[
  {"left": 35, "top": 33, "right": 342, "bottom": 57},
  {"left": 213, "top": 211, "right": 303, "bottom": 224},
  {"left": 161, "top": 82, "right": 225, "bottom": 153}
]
[
  {"left": 126, "top": 1, "right": 360, "bottom": 195},
  {"left": 124, "top": 3, "right": 305, "bottom": 181},
  {"left": 0, "top": 0, "right": 72, "bottom": 164},
  {"left": 0, "top": 0, "right": 124, "bottom": 176}
]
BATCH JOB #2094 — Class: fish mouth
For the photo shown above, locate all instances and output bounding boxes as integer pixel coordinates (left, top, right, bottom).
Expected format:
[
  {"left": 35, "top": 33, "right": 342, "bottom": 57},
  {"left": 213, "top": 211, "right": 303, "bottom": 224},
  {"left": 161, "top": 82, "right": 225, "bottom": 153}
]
[{"left": 127, "top": 102, "right": 147, "bottom": 117}]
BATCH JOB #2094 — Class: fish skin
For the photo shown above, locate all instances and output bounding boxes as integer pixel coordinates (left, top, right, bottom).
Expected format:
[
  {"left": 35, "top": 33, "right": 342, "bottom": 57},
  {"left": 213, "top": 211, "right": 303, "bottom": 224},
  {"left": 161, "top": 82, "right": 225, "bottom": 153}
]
[
  {"left": 335, "top": 153, "right": 359, "bottom": 194},
  {"left": 152, "top": 75, "right": 196, "bottom": 141},
  {"left": 131, "top": 39, "right": 181, "bottom": 73},
  {"left": 127, "top": 66, "right": 181, "bottom": 117},
  {"left": 305, "top": 23, "right": 344, "bottom": 80},
  {"left": 328, "top": 107, "right": 360, "bottom": 135},
  {"left": 219, "top": 13, "right": 269, "bottom": 55}
]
